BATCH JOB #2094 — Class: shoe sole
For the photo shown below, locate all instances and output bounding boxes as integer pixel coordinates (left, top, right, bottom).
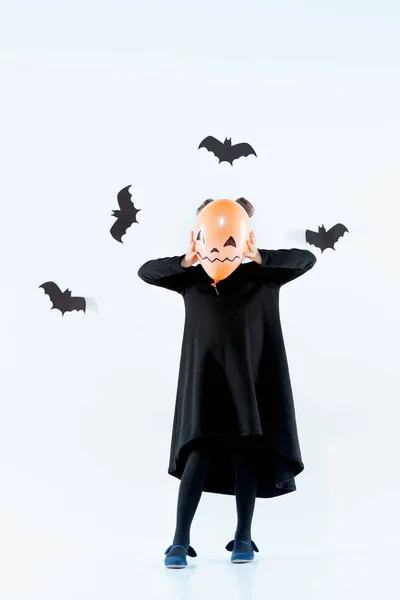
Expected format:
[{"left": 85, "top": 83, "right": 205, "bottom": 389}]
[{"left": 232, "top": 558, "right": 254, "bottom": 563}]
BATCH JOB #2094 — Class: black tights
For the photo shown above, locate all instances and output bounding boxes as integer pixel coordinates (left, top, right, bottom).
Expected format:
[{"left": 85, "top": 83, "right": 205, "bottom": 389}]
[{"left": 172, "top": 442, "right": 257, "bottom": 548}]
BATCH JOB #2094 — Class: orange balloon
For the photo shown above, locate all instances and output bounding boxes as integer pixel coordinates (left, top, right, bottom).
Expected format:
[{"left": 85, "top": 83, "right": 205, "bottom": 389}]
[{"left": 193, "top": 199, "right": 251, "bottom": 284}]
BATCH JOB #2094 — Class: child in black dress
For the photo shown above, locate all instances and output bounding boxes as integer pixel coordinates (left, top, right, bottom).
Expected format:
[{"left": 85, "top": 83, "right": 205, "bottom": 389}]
[{"left": 138, "top": 198, "right": 316, "bottom": 568}]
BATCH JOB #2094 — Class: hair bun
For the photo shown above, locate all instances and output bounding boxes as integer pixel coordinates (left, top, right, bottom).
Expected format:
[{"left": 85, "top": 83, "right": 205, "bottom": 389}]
[{"left": 235, "top": 197, "right": 254, "bottom": 218}]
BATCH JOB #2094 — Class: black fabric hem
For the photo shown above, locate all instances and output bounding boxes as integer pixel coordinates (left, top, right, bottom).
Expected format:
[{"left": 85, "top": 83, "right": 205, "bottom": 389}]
[{"left": 168, "top": 433, "right": 304, "bottom": 500}]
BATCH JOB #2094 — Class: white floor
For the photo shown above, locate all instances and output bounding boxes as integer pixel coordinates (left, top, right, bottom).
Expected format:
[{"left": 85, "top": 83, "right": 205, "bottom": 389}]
[
  {"left": 0, "top": 533, "right": 398, "bottom": 600},
  {"left": 1, "top": 387, "right": 399, "bottom": 600}
]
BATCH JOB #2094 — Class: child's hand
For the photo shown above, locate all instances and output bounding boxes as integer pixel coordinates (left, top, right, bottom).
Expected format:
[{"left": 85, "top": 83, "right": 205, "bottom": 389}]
[
  {"left": 243, "top": 240, "right": 262, "bottom": 264},
  {"left": 181, "top": 231, "right": 199, "bottom": 268}
]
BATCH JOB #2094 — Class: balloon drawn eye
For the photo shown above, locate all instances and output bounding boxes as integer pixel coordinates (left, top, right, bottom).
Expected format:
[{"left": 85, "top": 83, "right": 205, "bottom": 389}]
[
  {"left": 196, "top": 230, "right": 205, "bottom": 242},
  {"left": 223, "top": 236, "right": 236, "bottom": 247}
]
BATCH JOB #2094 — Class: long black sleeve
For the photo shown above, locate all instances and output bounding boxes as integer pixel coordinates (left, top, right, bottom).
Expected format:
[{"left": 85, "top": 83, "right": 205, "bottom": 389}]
[
  {"left": 256, "top": 249, "right": 317, "bottom": 285},
  {"left": 137, "top": 255, "right": 192, "bottom": 293}
]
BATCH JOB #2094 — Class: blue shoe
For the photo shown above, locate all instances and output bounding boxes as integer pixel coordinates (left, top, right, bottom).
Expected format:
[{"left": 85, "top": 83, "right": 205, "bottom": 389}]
[
  {"left": 164, "top": 544, "right": 197, "bottom": 568},
  {"left": 225, "top": 539, "right": 259, "bottom": 563}
]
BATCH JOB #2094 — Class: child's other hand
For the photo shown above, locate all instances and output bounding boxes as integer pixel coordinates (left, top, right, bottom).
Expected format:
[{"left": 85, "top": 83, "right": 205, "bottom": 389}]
[
  {"left": 181, "top": 231, "right": 199, "bottom": 268},
  {"left": 243, "top": 240, "right": 262, "bottom": 264}
]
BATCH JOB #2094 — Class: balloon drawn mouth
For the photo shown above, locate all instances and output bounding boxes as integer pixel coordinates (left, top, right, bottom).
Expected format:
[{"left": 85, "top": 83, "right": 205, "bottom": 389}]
[{"left": 198, "top": 252, "right": 240, "bottom": 263}]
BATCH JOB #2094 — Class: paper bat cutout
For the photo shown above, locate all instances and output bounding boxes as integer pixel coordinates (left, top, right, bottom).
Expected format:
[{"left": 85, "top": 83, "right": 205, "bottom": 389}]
[
  {"left": 110, "top": 185, "right": 141, "bottom": 243},
  {"left": 198, "top": 136, "right": 257, "bottom": 165},
  {"left": 305, "top": 224, "right": 349, "bottom": 253},
  {"left": 40, "top": 282, "right": 86, "bottom": 315}
]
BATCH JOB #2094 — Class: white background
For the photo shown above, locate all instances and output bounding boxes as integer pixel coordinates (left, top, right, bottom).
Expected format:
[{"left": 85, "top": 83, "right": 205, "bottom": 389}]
[{"left": 1, "top": 1, "right": 399, "bottom": 598}]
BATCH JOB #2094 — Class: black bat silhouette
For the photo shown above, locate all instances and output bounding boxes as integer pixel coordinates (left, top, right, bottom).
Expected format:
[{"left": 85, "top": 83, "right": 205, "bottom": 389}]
[
  {"left": 40, "top": 282, "right": 86, "bottom": 315},
  {"left": 305, "top": 224, "right": 349, "bottom": 253},
  {"left": 198, "top": 136, "right": 257, "bottom": 165},
  {"left": 110, "top": 185, "right": 141, "bottom": 243}
]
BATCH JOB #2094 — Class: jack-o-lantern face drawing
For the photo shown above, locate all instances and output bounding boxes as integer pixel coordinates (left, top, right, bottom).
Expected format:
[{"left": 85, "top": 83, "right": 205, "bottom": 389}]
[{"left": 193, "top": 199, "right": 251, "bottom": 284}]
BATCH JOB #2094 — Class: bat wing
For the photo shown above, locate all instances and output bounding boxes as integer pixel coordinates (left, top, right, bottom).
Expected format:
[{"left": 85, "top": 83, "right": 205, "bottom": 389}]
[
  {"left": 39, "top": 281, "right": 64, "bottom": 309},
  {"left": 117, "top": 185, "right": 133, "bottom": 211},
  {"left": 305, "top": 229, "right": 322, "bottom": 250},
  {"left": 231, "top": 142, "right": 257, "bottom": 162},
  {"left": 327, "top": 223, "right": 349, "bottom": 245},
  {"left": 130, "top": 203, "right": 141, "bottom": 224},
  {"left": 69, "top": 296, "right": 86, "bottom": 313},
  {"left": 198, "top": 136, "right": 225, "bottom": 159},
  {"left": 110, "top": 218, "right": 131, "bottom": 243}
]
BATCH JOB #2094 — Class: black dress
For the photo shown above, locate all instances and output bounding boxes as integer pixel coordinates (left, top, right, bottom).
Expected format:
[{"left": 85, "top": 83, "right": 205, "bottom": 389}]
[{"left": 138, "top": 249, "right": 316, "bottom": 498}]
